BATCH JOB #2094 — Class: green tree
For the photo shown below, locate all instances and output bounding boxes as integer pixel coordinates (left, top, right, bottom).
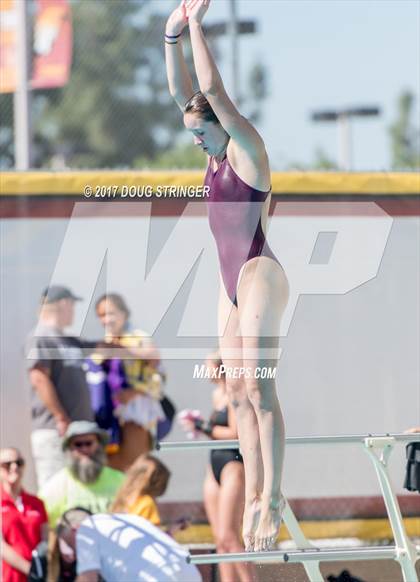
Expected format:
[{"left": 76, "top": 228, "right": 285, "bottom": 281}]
[
  {"left": 389, "top": 91, "right": 420, "bottom": 170},
  {"left": 287, "top": 147, "right": 338, "bottom": 171},
  {"left": 0, "top": 2, "right": 185, "bottom": 169},
  {"left": 0, "top": 2, "right": 268, "bottom": 170},
  {"left": 135, "top": 143, "right": 206, "bottom": 170},
  {"left": 0, "top": 95, "right": 13, "bottom": 168},
  {"left": 244, "top": 62, "right": 268, "bottom": 124},
  {"left": 312, "top": 147, "right": 338, "bottom": 170},
  {"left": 35, "top": 2, "right": 183, "bottom": 168}
]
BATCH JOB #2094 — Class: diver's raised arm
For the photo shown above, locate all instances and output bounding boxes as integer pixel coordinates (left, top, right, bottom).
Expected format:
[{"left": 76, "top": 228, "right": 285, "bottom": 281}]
[
  {"left": 187, "top": 0, "right": 265, "bottom": 158},
  {"left": 165, "top": 0, "right": 195, "bottom": 111}
]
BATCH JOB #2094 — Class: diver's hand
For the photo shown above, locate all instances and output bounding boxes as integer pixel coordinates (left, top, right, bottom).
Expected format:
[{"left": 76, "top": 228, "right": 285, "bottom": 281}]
[
  {"left": 186, "top": 0, "right": 210, "bottom": 25},
  {"left": 166, "top": 0, "right": 188, "bottom": 37}
]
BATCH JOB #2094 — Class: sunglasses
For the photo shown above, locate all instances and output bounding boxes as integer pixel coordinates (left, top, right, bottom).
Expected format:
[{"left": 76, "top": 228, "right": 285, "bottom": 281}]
[
  {"left": 71, "top": 439, "right": 97, "bottom": 449},
  {"left": 1, "top": 459, "right": 25, "bottom": 470}
]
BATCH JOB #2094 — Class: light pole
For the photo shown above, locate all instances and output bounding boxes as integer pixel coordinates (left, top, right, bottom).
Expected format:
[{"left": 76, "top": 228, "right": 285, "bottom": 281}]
[
  {"left": 14, "top": 0, "right": 32, "bottom": 170},
  {"left": 311, "top": 107, "right": 381, "bottom": 171},
  {"left": 204, "top": 2, "right": 256, "bottom": 107},
  {"left": 228, "top": 0, "right": 239, "bottom": 105}
]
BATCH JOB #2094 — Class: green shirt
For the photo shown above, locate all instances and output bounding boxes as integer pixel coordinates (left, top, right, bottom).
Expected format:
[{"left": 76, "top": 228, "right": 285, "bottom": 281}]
[{"left": 39, "top": 467, "right": 125, "bottom": 527}]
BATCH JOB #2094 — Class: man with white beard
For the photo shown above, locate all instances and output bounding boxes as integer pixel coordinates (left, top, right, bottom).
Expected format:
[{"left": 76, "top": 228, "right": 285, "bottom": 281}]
[{"left": 39, "top": 422, "right": 124, "bottom": 527}]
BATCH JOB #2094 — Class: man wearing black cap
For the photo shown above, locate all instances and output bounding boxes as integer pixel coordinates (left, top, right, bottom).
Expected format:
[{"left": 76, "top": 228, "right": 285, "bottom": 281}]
[{"left": 26, "top": 286, "right": 94, "bottom": 488}]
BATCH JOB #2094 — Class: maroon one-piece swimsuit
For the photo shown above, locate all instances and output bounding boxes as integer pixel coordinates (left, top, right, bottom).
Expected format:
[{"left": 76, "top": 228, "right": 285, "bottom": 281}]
[{"left": 205, "top": 155, "right": 280, "bottom": 307}]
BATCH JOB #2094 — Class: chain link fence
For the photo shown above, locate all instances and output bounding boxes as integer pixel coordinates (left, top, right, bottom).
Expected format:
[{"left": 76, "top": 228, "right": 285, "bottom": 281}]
[
  {"left": 1, "top": 1, "right": 187, "bottom": 169},
  {"left": 0, "top": 0, "right": 267, "bottom": 171}
]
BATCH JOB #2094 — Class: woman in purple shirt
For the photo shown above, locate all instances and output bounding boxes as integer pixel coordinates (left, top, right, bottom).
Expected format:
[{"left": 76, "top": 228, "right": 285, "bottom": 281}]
[{"left": 165, "top": 0, "right": 289, "bottom": 552}]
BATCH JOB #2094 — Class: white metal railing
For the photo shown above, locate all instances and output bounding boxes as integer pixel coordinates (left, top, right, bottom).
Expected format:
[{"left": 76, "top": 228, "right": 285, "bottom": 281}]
[
  {"left": 157, "top": 432, "right": 420, "bottom": 451},
  {"left": 188, "top": 546, "right": 397, "bottom": 565},
  {"left": 157, "top": 433, "right": 420, "bottom": 582}
]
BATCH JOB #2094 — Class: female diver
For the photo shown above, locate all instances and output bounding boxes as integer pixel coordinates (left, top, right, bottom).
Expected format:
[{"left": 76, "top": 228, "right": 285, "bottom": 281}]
[
  {"left": 179, "top": 353, "right": 255, "bottom": 580},
  {"left": 165, "top": 0, "right": 289, "bottom": 552}
]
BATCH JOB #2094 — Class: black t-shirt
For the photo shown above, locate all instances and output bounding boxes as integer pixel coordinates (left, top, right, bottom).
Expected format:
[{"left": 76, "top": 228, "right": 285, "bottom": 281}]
[{"left": 26, "top": 324, "right": 94, "bottom": 430}]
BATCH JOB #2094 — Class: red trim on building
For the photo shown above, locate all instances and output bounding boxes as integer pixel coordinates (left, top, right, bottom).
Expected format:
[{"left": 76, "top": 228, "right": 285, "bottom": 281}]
[{"left": 1, "top": 196, "right": 419, "bottom": 219}]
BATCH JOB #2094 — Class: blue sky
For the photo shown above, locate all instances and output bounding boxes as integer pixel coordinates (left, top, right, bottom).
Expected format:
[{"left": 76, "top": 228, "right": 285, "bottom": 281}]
[{"left": 159, "top": 0, "right": 420, "bottom": 170}]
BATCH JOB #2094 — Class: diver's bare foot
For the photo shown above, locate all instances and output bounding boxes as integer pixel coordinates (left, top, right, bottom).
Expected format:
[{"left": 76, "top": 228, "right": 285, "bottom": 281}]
[
  {"left": 242, "top": 497, "right": 261, "bottom": 552},
  {"left": 254, "top": 494, "right": 286, "bottom": 552}
]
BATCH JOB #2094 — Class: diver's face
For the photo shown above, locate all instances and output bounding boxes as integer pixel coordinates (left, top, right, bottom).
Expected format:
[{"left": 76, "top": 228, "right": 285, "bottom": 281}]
[{"left": 184, "top": 113, "right": 228, "bottom": 157}]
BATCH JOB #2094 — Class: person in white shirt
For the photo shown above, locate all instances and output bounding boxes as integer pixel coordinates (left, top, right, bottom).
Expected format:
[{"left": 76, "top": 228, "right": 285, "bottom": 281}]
[{"left": 76, "top": 513, "right": 202, "bottom": 582}]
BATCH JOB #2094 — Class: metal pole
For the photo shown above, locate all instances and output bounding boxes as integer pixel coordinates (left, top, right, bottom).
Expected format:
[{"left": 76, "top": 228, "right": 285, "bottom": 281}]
[
  {"left": 14, "top": 0, "right": 32, "bottom": 169},
  {"left": 364, "top": 442, "right": 419, "bottom": 582},
  {"left": 188, "top": 546, "right": 398, "bottom": 565},
  {"left": 281, "top": 502, "right": 323, "bottom": 582},
  {"left": 157, "top": 433, "right": 420, "bottom": 451},
  {"left": 337, "top": 113, "right": 351, "bottom": 171},
  {"left": 229, "top": 0, "right": 239, "bottom": 105}
]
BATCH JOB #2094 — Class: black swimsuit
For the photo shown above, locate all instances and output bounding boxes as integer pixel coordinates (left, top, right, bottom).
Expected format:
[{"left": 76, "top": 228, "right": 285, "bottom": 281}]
[{"left": 210, "top": 407, "right": 243, "bottom": 484}]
